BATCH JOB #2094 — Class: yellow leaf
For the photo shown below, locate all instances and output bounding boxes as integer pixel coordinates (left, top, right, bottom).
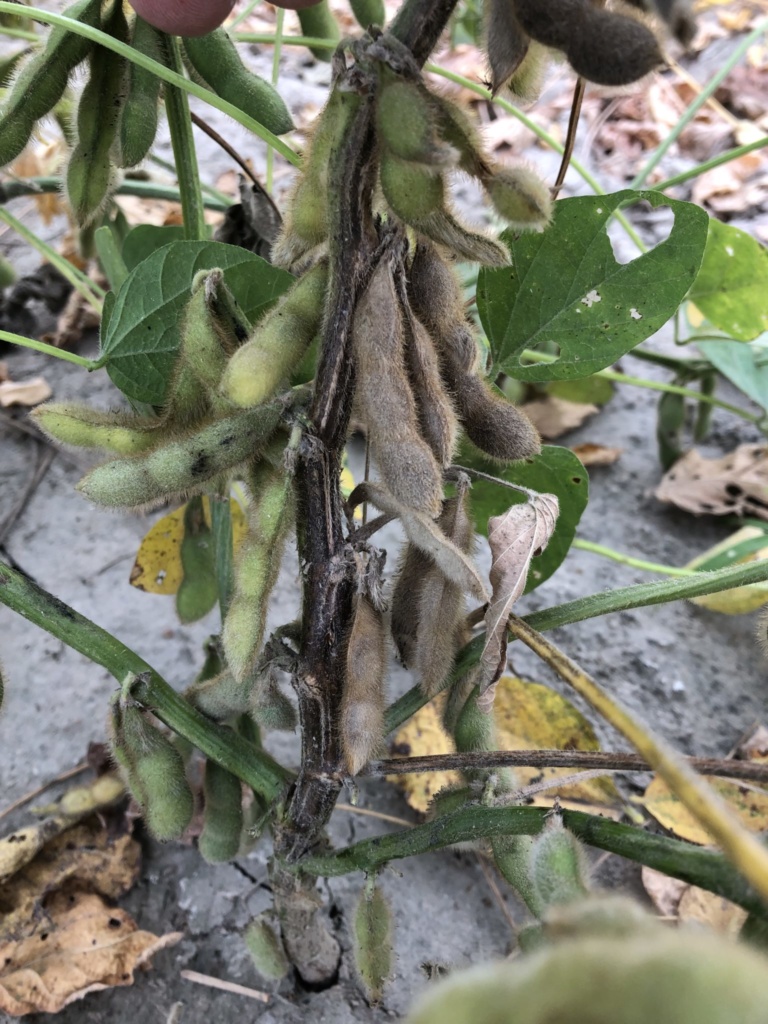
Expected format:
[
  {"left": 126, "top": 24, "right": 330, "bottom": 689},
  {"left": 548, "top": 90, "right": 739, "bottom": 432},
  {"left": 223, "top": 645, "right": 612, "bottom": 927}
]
[
  {"left": 389, "top": 697, "right": 460, "bottom": 814},
  {"left": 130, "top": 497, "right": 246, "bottom": 595},
  {"left": 390, "top": 677, "right": 621, "bottom": 815},
  {"left": 686, "top": 527, "right": 768, "bottom": 614},
  {"left": 642, "top": 775, "right": 768, "bottom": 844}
]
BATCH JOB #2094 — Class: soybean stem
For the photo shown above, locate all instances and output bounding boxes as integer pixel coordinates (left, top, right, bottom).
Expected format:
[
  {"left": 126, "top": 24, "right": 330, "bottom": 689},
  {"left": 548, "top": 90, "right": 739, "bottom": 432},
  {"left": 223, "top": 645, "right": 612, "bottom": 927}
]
[
  {"left": 163, "top": 36, "right": 207, "bottom": 241},
  {"left": 266, "top": 8, "right": 285, "bottom": 196}
]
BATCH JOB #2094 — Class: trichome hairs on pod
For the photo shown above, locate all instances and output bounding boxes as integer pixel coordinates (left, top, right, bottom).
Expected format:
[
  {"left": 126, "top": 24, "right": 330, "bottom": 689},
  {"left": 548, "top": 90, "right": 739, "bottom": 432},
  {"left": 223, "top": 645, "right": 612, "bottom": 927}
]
[
  {"left": 198, "top": 758, "right": 245, "bottom": 864},
  {"left": 341, "top": 550, "right": 388, "bottom": 776}
]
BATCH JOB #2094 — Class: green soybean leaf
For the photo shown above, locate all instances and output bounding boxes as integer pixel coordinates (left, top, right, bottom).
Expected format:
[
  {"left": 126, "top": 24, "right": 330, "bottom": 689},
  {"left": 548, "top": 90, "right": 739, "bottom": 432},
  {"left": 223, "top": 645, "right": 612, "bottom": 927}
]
[
  {"left": 100, "top": 241, "right": 293, "bottom": 403},
  {"left": 688, "top": 220, "right": 768, "bottom": 342},
  {"left": 94, "top": 225, "right": 128, "bottom": 291},
  {"left": 698, "top": 335, "right": 768, "bottom": 412},
  {"left": 122, "top": 224, "right": 186, "bottom": 271},
  {"left": 477, "top": 190, "right": 708, "bottom": 381},
  {"left": 460, "top": 443, "right": 588, "bottom": 592}
]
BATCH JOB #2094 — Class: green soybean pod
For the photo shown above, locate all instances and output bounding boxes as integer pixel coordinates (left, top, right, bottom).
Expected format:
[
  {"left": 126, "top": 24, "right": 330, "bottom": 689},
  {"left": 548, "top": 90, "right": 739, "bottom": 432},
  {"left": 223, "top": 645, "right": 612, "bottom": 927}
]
[
  {"left": 176, "top": 496, "right": 218, "bottom": 624},
  {"left": 198, "top": 758, "right": 244, "bottom": 863},
  {"left": 116, "top": 15, "right": 165, "bottom": 168},
  {"left": 182, "top": 29, "right": 294, "bottom": 137},
  {"left": 352, "top": 879, "right": 393, "bottom": 1006},
  {"left": 220, "top": 261, "right": 328, "bottom": 408},
  {"left": 77, "top": 403, "right": 282, "bottom": 510},
  {"left": 66, "top": 2, "right": 129, "bottom": 226},
  {"left": 245, "top": 915, "right": 290, "bottom": 981},
  {"left": 0, "top": 0, "right": 101, "bottom": 168},
  {"left": 350, "top": 0, "right": 386, "bottom": 28},
  {"left": 32, "top": 402, "right": 161, "bottom": 455},
  {"left": 297, "top": 0, "right": 341, "bottom": 61}
]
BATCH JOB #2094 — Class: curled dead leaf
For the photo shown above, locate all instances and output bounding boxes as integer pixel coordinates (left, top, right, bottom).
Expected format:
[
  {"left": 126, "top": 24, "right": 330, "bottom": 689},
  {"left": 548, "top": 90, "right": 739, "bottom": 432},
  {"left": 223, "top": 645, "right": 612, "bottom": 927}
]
[
  {"left": 478, "top": 493, "right": 559, "bottom": 698},
  {"left": 655, "top": 445, "right": 768, "bottom": 519},
  {"left": 570, "top": 443, "right": 622, "bottom": 467},
  {"left": 0, "top": 377, "right": 52, "bottom": 408},
  {"left": 520, "top": 397, "right": 599, "bottom": 440}
]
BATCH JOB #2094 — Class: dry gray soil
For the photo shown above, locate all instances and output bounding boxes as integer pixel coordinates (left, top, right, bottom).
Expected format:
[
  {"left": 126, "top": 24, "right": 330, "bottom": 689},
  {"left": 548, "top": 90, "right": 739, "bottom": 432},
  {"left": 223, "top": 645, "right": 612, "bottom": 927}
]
[{"left": 1, "top": 21, "right": 767, "bottom": 1024}]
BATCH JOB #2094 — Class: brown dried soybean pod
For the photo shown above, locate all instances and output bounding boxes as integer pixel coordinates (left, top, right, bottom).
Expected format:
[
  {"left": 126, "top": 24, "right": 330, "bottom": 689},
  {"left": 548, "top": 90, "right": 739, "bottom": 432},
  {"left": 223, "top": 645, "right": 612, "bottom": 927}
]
[
  {"left": 182, "top": 30, "right": 294, "bottom": 136},
  {"left": 353, "top": 258, "right": 444, "bottom": 517},
  {"left": 342, "top": 595, "right": 387, "bottom": 775},
  {"left": 116, "top": 15, "right": 165, "bottom": 168},
  {"left": 0, "top": 0, "right": 101, "bottom": 168},
  {"left": 66, "top": 2, "right": 129, "bottom": 226},
  {"left": 566, "top": 7, "right": 663, "bottom": 85},
  {"left": 390, "top": 543, "right": 431, "bottom": 667},
  {"left": 512, "top": 0, "right": 587, "bottom": 51},
  {"left": 297, "top": 0, "right": 341, "bottom": 61},
  {"left": 486, "top": 0, "right": 531, "bottom": 94},
  {"left": 198, "top": 758, "right": 244, "bottom": 863},
  {"left": 415, "top": 486, "right": 473, "bottom": 696}
]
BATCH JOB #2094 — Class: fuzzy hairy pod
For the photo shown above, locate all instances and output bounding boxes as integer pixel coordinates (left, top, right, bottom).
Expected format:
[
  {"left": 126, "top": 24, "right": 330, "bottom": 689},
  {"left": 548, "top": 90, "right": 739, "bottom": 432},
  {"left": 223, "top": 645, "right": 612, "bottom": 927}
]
[
  {"left": 109, "top": 695, "right": 193, "bottom": 841},
  {"left": 205, "top": 270, "right": 251, "bottom": 352},
  {"left": 32, "top": 402, "right": 161, "bottom": 455},
  {"left": 250, "top": 668, "right": 298, "bottom": 731},
  {"left": 389, "top": 543, "right": 431, "bottom": 667},
  {"left": 353, "top": 257, "right": 444, "bottom": 517},
  {"left": 507, "top": 41, "right": 550, "bottom": 103},
  {"left": 451, "top": 361, "right": 541, "bottom": 462},
  {"left": 486, "top": 0, "right": 531, "bottom": 94},
  {"left": 567, "top": 7, "right": 664, "bottom": 85},
  {"left": 342, "top": 595, "right": 387, "bottom": 776},
  {"left": 483, "top": 163, "right": 553, "bottom": 230},
  {"left": 176, "top": 496, "right": 218, "bottom": 624},
  {"left": 492, "top": 835, "right": 543, "bottom": 915},
  {"left": 296, "top": 0, "right": 341, "bottom": 61},
  {"left": 77, "top": 404, "right": 282, "bottom": 510},
  {"left": 186, "top": 669, "right": 250, "bottom": 721},
  {"left": 429, "top": 92, "right": 487, "bottom": 179},
  {"left": 407, "top": 242, "right": 473, "bottom": 359},
  {"left": 529, "top": 814, "right": 590, "bottom": 909},
  {"left": 379, "top": 151, "right": 445, "bottom": 225},
  {"left": 245, "top": 914, "right": 291, "bottom": 981},
  {"left": 415, "top": 488, "right": 473, "bottom": 696},
  {"left": 350, "top": 0, "right": 386, "bottom": 28},
  {"left": 414, "top": 208, "right": 510, "bottom": 267},
  {"left": 181, "top": 270, "right": 232, "bottom": 391},
  {"left": 198, "top": 758, "right": 244, "bottom": 864},
  {"left": 377, "top": 75, "right": 456, "bottom": 168},
  {"left": 66, "top": 3, "right": 128, "bottom": 226},
  {"left": 222, "top": 460, "right": 294, "bottom": 682},
  {"left": 408, "top": 922, "right": 768, "bottom": 1024},
  {"left": 353, "top": 880, "right": 393, "bottom": 1006},
  {"left": 116, "top": 15, "right": 164, "bottom": 168},
  {"left": 220, "top": 261, "right": 328, "bottom": 408},
  {"left": 453, "top": 685, "right": 514, "bottom": 790},
  {"left": 401, "top": 303, "right": 458, "bottom": 467},
  {"left": 271, "top": 89, "right": 361, "bottom": 271},
  {"left": 182, "top": 30, "right": 294, "bottom": 136},
  {"left": 513, "top": 0, "right": 586, "bottom": 50},
  {"left": 0, "top": 0, "right": 101, "bottom": 168}
]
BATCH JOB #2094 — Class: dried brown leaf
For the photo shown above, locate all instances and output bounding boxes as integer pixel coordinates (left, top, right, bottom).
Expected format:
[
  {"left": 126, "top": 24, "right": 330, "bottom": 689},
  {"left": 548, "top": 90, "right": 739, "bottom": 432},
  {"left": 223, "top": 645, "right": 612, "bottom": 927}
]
[
  {"left": 0, "top": 377, "right": 52, "bottom": 408},
  {"left": 642, "top": 866, "right": 748, "bottom": 934},
  {"left": 0, "top": 890, "right": 181, "bottom": 1016},
  {"left": 569, "top": 443, "right": 622, "bottom": 466},
  {"left": 351, "top": 482, "right": 489, "bottom": 600},
  {"left": 44, "top": 289, "right": 102, "bottom": 350},
  {"left": 655, "top": 444, "right": 768, "bottom": 518},
  {"left": 520, "top": 396, "right": 599, "bottom": 439},
  {"left": 479, "top": 493, "right": 559, "bottom": 696}
]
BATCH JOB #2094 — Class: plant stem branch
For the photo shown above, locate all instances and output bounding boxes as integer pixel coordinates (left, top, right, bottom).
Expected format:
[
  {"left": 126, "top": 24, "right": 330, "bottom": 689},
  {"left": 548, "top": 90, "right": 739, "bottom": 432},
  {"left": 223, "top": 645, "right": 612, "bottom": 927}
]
[
  {"left": 365, "top": 748, "right": 768, "bottom": 783},
  {"left": 0, "top": 561, "right": 291, "bottom": 801},
  {"left": 297, "top": 803, "right": 768, "bottom": 920},
  {"left": 163, "top": 36, "right": 207, "bottom": 241},
  {"left": 656, "top": 134, "right": 768, "bottom": 192},
  {"left": 572, "top": 539, "right": 694, "bottom": 577},
  {"left": 0, "top": 176, "right": 231, "bottom": 211},
  {"left": 0, "top": 329, "right": 99, "bottom": 368}
]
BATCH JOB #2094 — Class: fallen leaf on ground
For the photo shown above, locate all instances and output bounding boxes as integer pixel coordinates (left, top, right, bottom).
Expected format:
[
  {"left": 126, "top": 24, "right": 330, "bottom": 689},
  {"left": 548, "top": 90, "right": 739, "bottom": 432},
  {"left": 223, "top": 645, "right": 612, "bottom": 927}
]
[
  {"left": 520, "top": 397, "right": 599, "bottom": 439},
  {"left": 642, "top": 866, "right": 747, "bottom": 934},
  {"left": 130, "top": 497, "right": 247, "bottom": 595},
  {"left": 115, "top": 194, "right": 184, "bottom": 227},
  {"left": 655, "top": 444, "right": 768, "bottom": 519},
  {"left": 569, "top": 443, "right": 622, "bottom": 466},
  {"left": 0, "top": 775, "right": 125, "bottom": 883},
  {"left": 642, "top": 774, "right": 768, "bottom": 845},
  {"left": 0, "top": 819, "right": 139, "bottom": 943},
  {"left": 479, "top": 493, "right": 559, "bottom": 698},
  {"left": 43, "top": 289, "right": 101, "bottom": 350},
  {"left": 11, "top": 143, "right": 68, "bottom": 225},
  {"left": 390, "top": 677, "right": 621, "bottom": 816},
  {"left": 0, "top": 377, "right": 52, "bottom": 408},
  {"left": 685, "top": 526, "right": 768, "bottom": 613},
  {"left": 691, "top": 152, "right": 768, "bottom": 214},
  {"left": 0, "top": 890, "right": 181, "bottom": 1016}
]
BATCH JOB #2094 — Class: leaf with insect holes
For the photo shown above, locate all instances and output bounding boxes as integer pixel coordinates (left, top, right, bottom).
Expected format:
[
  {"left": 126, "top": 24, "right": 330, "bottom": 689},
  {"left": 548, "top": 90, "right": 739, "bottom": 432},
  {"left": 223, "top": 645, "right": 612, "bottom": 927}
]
[
  {"left": 349, "top": 482, "right": 489, "bottom": 601},
  {"left": 688, "top": 220, "right": 768, "bottom": 342},
  {"left": 479, "top": 493, "right": 559, "bottom": 695},
  {"left": 99, "top": 241, "right": 293, "bottom": 403},
  {"left": 477, "top": 190, "right": 708, "bottom": 381},
  {"left": 655, "top": 444, "right": 768, "bottom": 519}
]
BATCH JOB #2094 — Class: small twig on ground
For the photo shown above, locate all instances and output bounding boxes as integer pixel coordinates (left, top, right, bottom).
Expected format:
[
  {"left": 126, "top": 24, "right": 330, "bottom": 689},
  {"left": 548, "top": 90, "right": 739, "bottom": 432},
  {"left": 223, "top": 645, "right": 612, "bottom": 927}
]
[
  {"left": 334, "top": 802, "right": 413, "bottom": 828},
  {"left": 180, "top": 970, "right": 269, "bottom": 1003}
]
